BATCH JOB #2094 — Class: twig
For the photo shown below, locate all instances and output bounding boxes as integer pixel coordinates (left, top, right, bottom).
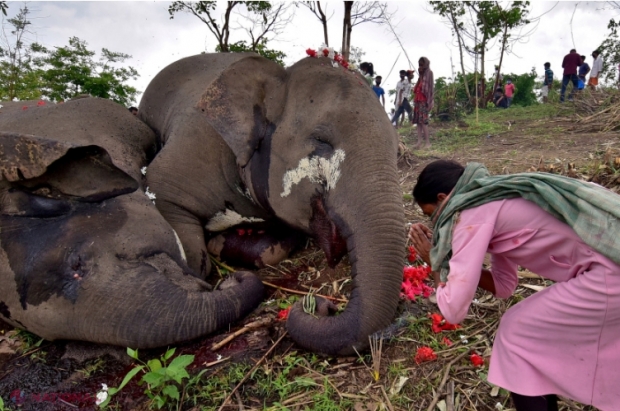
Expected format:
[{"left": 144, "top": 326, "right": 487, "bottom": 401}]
[
  {"left": 217, "top": 331, "right": 288, "bottom": 411},
  {"left": 262, "top": 281, "right": 348, "bottom": 303},
  {"left": 447, "top": 380, "right": 455, "bottom": 411},
  {"left": 426, "top": 351, "right": 469, "bottom": 411},
  {"left": 57, "top": 398, "right": 78, "bottom": 408},
  {"left": 211, "top": 318, "right": 272, "bottom": 351},
  {"left": 380, "top": 385, "right": 395, "bottom": 411}
]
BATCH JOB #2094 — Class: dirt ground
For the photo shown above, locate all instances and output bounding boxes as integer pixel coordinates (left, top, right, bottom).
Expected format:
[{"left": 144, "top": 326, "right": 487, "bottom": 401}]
[{"left": 0, "top": 105, "right": 618, "bottom": 411}]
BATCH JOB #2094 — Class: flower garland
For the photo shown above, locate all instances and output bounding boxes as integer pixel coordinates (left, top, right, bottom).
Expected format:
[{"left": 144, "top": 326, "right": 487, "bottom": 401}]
[{"left": 305, "top": 44, "right": 357, "bottom": 71}]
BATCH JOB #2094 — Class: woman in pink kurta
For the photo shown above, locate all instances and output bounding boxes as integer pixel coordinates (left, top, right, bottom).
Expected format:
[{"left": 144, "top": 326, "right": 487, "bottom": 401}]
[{"left": 409, "top": 160, "right": 620, "bottom": 411}]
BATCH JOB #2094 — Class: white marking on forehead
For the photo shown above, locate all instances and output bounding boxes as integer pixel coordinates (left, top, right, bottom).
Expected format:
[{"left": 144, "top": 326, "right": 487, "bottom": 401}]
[
  {"left": 205, "top": 209, "right": 265, "bottom": 232},
  {"left": 171, "top": 229, "right": 187, "bottom": 262},
  {"left": 280, "top": 149, "right": 345, "bottom": 197}
]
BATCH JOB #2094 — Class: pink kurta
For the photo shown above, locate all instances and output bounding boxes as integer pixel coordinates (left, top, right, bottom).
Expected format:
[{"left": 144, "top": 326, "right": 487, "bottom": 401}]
[{"left": 435, "top": 198, "right": 620, "bottom": 410}]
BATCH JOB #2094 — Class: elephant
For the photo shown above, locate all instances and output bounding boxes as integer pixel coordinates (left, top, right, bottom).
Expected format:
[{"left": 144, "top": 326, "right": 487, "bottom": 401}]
[
  {"left": 0, "top": 97, "right": 264, "bottom": 348},
  {"left": 138, "top": 53, "right": 405, "bottom": 355}
]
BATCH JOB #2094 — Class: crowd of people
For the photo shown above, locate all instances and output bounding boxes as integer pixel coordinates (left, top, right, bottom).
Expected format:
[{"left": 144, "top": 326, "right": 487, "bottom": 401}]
[{"left": 364, "top": 57, "right": 435, "bottom": 149}]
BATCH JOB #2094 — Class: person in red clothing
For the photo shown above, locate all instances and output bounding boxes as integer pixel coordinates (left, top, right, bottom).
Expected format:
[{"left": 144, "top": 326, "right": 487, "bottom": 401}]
[
  {"left": 504, "top": 78, "right": 515, "bottom": 107},
  {"left": 560, "top": 48, "right": 581, "bottom": 102},
  {"left": 412, "top": 57, "right": 434, "bottom": 149}
]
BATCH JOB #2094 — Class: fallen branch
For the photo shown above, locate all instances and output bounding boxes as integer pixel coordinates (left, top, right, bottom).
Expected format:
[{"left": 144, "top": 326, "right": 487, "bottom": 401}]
[
  {"left": 426, "top": 350, "right": 469, "bottom": 411},
  {"left": 217, "top": 331, "right": 288, "bottom": 411},
  {"left": 211, "top": 317, "right": 272, "bottom": 351},
  {"left": 262, "top": 281, "right": 349, "bottom": 303}
]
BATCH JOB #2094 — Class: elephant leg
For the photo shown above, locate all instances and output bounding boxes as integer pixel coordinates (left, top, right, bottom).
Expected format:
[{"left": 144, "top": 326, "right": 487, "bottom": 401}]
[
  {"left": 207, "top": 223, "right": 304, "bottom": 269},
  {"left": 163, "top": 207, "right": 211, "bottom": 279}
]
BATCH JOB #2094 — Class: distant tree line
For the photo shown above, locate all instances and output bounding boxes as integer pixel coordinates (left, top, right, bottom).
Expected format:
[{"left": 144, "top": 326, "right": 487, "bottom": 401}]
[{"left": 0, "top": 6, "right": 138, "bottom": 105}]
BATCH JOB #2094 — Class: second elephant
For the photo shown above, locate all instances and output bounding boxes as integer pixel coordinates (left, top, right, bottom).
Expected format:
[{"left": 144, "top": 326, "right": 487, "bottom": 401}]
[{"left": 139, "top": 53, "right": 405, "bottom": 356}]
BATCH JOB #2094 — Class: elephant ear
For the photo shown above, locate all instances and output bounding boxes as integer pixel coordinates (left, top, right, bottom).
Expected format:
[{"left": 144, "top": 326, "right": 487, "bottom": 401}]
[
  {"left": 198, "top": 55, "right": 287, "bottom": 167},
  {"left": 0, "top": 132, "right": 138, "bottom": 202}
]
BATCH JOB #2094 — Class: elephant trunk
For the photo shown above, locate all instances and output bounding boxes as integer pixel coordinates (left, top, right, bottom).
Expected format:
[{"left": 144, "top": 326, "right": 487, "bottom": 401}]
[
  {"left": 286, "top": 166, "right": 405, "bottom": 355},
  {"left": 74, "top": 259, "right": 264, "bottom": 348}
]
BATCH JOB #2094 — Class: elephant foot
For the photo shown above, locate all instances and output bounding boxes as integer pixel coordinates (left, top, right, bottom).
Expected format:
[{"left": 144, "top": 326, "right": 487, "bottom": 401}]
[{"left": 207, "top": 223, "right": 304, "bottom": 269}]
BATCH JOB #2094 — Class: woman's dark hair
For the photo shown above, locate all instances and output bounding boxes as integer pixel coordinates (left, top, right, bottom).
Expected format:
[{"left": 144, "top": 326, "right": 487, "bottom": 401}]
[
  {"left": 360, "top": 62, "right": 374, "bottom": 76},
  {"left": 413, "top": 160, "right": 465, "bottom": 204}
]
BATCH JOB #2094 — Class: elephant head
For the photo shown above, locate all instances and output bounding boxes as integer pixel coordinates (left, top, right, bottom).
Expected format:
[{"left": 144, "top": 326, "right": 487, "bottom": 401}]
[
  {"left": 0, "top": 98, "right": 264, "bottom": 348},
  {"left": 140, "top": 53, "right": 406, "bottom": 355}
]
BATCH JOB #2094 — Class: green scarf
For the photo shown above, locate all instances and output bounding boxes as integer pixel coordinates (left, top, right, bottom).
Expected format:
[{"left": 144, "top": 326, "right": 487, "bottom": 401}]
[{"left": 431, "top": 163, "right": 620, "bottom": 282}]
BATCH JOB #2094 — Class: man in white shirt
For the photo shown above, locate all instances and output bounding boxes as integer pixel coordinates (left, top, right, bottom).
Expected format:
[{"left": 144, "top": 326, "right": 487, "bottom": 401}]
[
  {"left": 588, "top": 50, "right": 603, "bottom": 90},
  {"left": 390, "top": 70, "right": 413, "bottom": 128}
]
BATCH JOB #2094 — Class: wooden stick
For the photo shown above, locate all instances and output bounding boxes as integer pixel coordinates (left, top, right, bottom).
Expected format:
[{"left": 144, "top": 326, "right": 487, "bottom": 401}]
[
  {"left": 211, "top": 318, "right": 272, "bottom": 351},
  {"left": 426, "top": 351, "right": 469, "bottom": 411},
  {"left": 262, "top": 281, "right": 348, "bottom": 303},
  {"left": 217, "top": 332, "right": 288, "bottom": 411}
]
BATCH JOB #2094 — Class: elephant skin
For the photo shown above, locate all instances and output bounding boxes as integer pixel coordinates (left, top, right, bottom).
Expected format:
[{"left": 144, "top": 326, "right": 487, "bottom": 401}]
[
  {"left": 0, "top": 98, "right": 264, "bottom": 348},
  {"left": 139, "top": 53, "right": 406, "bottom": 355}
]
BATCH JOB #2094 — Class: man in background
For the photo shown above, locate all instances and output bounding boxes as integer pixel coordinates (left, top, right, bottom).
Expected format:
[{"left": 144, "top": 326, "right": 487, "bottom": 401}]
[
  {"left": 373, "top": 76, "right": 385, "bottom": 108},
  {"left": 589, "top": 50, "right": 603, "bottom": 90},
  {"left": 391, "top": 70, "right": 413, "bottom": 128},
  {"left": 504, "top": 78, "right": 515, "bottom": 107},
  {"left": 542, "top": 62, "right": 554, "bottom": 103},
  {"left": 560, "top": 48, "right": 581, "bottom": 102}
]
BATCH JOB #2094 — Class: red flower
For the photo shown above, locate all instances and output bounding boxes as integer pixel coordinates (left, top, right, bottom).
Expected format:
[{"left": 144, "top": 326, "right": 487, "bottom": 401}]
[
  {"left": 430, "top": 313, "right": 460, "bottom": 333},
  {"left": 322, "top": 48, "right": 329, "bottom": 57},
  {"left": 442, "top": 337, "right": 453, "bottom": 347},
  {"left": 22, "top": 106, "right": 28, "bottom": 110},
  {"left": 341, "top": 60, "right": 349, "bottom": 69},
  {"left": 306, "top": 48, "right": 317, "bottom": 58},
  {"left": 37, "top": 101, "right": 46, "bottom": 106},
  {"left": 414, "top": 346, "right": 437, "bottom": 364},
  {"left": 470, "top": 353, "right": 485, "bottom": 367},
  {"left": 401, "top": 263, "right": 433, "bottom": 300},
  {"left": 277, "top": 307, "right": 291, "bottom": 321},
  {"left": 407, "top": 246, "right": 417, "bottom": 263}
]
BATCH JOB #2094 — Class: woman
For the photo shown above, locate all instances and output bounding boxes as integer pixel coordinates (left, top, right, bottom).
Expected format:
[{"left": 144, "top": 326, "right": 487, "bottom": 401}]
[
  {"left": 412, "top": 57, "right": 434, "bottom": 149},
  {"left": 408, "top": 159, "right": 620, "bottom": 411},
  {"left": 359, "top": 62, "right": 374, "bottom": 86}
]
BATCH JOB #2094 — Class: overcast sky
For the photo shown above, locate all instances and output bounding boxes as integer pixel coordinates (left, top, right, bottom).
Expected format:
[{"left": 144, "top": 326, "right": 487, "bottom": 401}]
[{"left": 6, "top": 1, "right": 619, "bottom": 107}]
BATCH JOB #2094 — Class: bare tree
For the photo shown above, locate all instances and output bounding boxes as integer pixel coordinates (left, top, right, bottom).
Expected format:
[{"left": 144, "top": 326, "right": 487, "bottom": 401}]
[
  {"left": 299, "top": 1, "right": 331, "bottom": 46},
  {"left": 235, "top": 3, "right": 294, "bottom": 50},
  {"left": 341, "top": 1, "right": 386, "bottom": 60}
]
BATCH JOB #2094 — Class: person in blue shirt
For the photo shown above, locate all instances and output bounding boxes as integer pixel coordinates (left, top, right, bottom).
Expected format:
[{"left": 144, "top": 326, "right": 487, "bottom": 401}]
[
  {"left": 578, "top": 55, "right": 590, "bottom": 84},
  {"left": 542, "top": 62, "right": 554, "bottom": 103},
  {"left": 372, "top": 76, "right": 385, "bottom": 108}
]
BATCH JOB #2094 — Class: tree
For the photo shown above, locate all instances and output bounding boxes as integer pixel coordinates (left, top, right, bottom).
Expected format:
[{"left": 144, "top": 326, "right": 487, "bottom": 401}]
[
  {"left": 0, "top": 1, "right": 7, "bottom": 16},
  {"left": 299, "top": 1, "right": 330, "bottom": 46},
  {"left": 217, "top": 38, "right": 286, "bottom": 65},
  {"left": 598, "top": 18, "right": 620, "bottom": 84},
  {"left": 169, "top": 1, "right": 290, "bottom": 62},
  {"left": 41, "top": 37, "right": 138, "bottom": 105},
  {"left": 341, "top": 1, "right": 386, "bottom": 61},
  {"left": 0, "top": 5, "right": 47, "bottom": 101}
]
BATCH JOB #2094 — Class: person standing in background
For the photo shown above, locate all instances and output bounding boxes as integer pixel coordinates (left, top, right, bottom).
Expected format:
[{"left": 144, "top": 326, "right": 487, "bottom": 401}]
[
  {"left": 542, "top": 62, "right": 554, "bottom": 103},
  {"left": 504, "top": 79, "right": 515, "bottom": 107},
  {"left": 412, "top": 57, "right": 434, "bottom": 149},
  {"left": 560, "top": 48, "right": 581, "bottom": 102},
  {"left": 589, "top": 50, "right": 603, "bottom": 90},
  {"left": 391, "top": 70, "right": 413, "bottom": 128},
  {"left": 372, "top": 76, "right": 385, "bottom": 108},
  {"left": 578, "top": 55, "right": 590, "bottom": 84}
]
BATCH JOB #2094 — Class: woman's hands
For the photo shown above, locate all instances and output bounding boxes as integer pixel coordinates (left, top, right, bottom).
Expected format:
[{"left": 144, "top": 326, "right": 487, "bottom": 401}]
[{"left": 408, "top": 223, "right": 433, "bottom": 265}]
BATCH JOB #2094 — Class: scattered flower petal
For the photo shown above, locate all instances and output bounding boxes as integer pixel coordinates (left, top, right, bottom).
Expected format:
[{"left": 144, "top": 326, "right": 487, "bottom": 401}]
[
  {"left": 442, "top": 336, "right": 453, "bottom": 347},
  {"left": 430, "top": 313, "right": 460, "bottom": 333},
  {"left": 414, "top": 346, "right": 437, "bottom": 364},
  {"left": 277, "top": 307, "right": 291, "bottom": 321},
  {"left": 470, "top": 353, "right": 485, "bottom": 367}
]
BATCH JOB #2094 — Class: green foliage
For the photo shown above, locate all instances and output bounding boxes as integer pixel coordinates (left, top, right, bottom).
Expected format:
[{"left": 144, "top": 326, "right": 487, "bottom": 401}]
[
  {"left": 0, "top": 1, "right": 7, "bottom": 16},
  {"left": 217, "top": 39, "right": 286, "bottom": 66},
  {"left": 0, "top": 395, "right": 5, "bottom": 411},
  {"left": 99, "top": 347, "right": 194, "bottom": 409},
  {"left": 0, "top": 6, "right": 47, "bottom": 101},
  {"left": 0, "top": 6, "right": 139, "bottom": 104},
  {"left": 504, "top": 69, "right": 538, "bottom": 107},
  {"left": 40, "top": 37, "right": 138, "bottom": 105},
  {"left": 597, "top": 18, "right": 620, "bottom": 84}
]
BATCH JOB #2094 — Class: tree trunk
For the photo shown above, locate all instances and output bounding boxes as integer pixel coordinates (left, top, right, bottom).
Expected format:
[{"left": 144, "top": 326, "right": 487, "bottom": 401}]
[
  {"left": 450, "top": 9, "right": 471, "bottom": 100},
  {"left": 318, "top": 2, "right": 329, "bottom": 46},
  {"left": 494, "top": 23, "right": 509, "bottom": 93},
  {"left": 342, "top": 1, "right": 353, "bottom": 60}
]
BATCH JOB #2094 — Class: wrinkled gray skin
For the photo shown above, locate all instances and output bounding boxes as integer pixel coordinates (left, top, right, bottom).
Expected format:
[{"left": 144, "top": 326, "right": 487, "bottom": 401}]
[
  {"left": 139, "top": 53, "right": 405, "bottom": 355},
  {"left": 0, "top": 98, "right": 264, "bottom": 348}
]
